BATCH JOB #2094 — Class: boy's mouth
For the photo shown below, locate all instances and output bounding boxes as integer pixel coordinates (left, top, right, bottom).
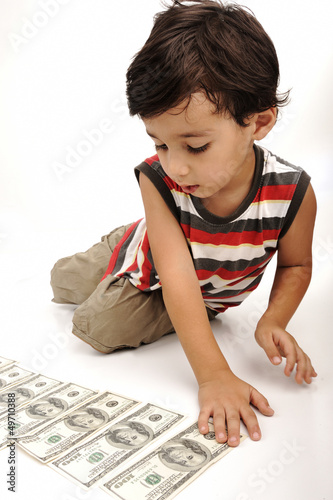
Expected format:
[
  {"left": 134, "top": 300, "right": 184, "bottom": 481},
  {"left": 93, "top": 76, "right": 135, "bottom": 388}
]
[{"left": 180, "top": 184, "right": 199, "bottom": 194}]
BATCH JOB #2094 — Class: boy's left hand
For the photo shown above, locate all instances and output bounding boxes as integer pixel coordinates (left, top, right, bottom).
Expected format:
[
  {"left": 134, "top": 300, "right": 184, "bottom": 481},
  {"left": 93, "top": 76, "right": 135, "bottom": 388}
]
[{"left": 254, "top": 318, "right": 317, "bottom": 384}]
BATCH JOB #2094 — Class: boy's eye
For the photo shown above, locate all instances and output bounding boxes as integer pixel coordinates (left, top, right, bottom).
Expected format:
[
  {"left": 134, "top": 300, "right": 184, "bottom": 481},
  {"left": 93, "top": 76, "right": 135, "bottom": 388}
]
[
  {"left": 187, "top": 143, "right": 210, "bottom": 154},
  {"left": 154, "top": 143, "right": 210, "bottom": 154},
  {"left": 154, "top": 144, "right": 168, "bottom": 151}
]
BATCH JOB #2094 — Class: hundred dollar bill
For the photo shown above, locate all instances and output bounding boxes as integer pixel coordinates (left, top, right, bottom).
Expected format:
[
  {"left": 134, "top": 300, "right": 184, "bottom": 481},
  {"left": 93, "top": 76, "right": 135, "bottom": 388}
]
[
  {"left": 0, "top": 365, "right": 35, "bottom": 390},
  {"left": 0, "top": 382, "right": 98, "bottom": 449},
  {"left": 50, "top": 403, "right": 185, "bottom": 489},
  {"left": 101, "top": 421, "right": 247, "bottom": 500},
  {"left": 0, "top": 356, "right": 16, "bottom": 371},
  {"left": 18, "top": 391, "right": 140, "bottom": 463},
  {"left": 0, "top": 374, "right": 63, "bottom": 417}
]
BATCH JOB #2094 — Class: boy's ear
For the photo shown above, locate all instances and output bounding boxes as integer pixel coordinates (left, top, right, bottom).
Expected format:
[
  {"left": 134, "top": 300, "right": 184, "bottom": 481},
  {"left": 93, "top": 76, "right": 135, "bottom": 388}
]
[{"left": 252, "top": 108, "right": 277, "bottom": 141}]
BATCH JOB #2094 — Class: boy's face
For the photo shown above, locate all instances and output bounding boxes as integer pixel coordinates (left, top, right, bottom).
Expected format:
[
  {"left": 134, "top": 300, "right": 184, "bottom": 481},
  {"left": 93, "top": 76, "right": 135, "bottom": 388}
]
[{"left": 143, "top": 93, "right": 259, "bottom": 203}]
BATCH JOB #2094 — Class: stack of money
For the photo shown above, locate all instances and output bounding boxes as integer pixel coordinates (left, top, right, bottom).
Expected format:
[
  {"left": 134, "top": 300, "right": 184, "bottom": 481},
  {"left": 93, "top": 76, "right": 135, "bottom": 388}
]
[{"left": 0, "top": 355, "right": 247, "bottom": 499}]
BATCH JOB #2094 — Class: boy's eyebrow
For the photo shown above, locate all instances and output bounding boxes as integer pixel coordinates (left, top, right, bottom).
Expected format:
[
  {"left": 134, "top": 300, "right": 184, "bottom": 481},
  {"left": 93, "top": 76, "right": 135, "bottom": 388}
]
[{"left": 146, "top": 130, "right": 213, "bottom": 139}]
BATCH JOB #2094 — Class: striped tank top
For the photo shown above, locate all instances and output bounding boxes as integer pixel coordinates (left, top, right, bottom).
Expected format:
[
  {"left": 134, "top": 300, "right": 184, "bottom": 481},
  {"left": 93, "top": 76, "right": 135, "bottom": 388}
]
[{"left": 103, "top": 145, "right": 310, "bottom": 313}]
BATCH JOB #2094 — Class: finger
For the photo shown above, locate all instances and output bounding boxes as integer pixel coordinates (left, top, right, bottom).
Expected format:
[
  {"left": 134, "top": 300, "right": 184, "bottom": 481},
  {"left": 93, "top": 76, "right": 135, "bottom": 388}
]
[
  {"left": 225, "top": 411, "right": 241, "bottom": 447},
  {"left": 294, "top": 350, "right": 310, "bottom": 384},
  {"left": 283, "top": 344, "right": 297, "bottom": 377},
  {"left": 212, "top": 411, "right": 227, "bottom": 444},
  {"left": 302, "top": 367, "right": 314, "bottom": 385},
  {"left": 240, "top": 407, "right": 261, "bottom": 441},
  {"left": 198, "top": 407, "right": 211, "bottom": 435},
  {"left": 305, "top": 358, "right": 317, "bottom": 383},
  {"left": 250, "top": 387, "right": 274, "bottom": 416},
  {"left": 295, "top": 352, "right": 316, "bottom": 385},
  {"left": 257, "top": 334, "right": 282, "bottom": 365}
]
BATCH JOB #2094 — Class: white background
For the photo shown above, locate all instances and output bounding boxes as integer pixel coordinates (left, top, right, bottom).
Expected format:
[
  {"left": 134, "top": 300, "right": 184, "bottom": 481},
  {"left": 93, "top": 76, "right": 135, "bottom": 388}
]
[{"left": 0, "top": 1, "right": 333, "bottom": 499}]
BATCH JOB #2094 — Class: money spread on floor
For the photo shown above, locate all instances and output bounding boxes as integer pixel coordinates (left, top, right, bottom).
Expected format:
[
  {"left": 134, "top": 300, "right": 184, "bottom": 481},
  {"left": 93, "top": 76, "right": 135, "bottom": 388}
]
[{"left": 0, "top": 355, "right": 247, "bottom": 499}]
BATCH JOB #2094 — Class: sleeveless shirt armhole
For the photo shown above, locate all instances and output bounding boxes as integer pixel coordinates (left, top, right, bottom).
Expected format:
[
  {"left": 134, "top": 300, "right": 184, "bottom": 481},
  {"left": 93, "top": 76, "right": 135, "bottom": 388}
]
[
  {"left": 279, "top": 170, "right": 311, "bottom": 239},
  {"left": 134, "top": 162, "right": 180, "bottom": 222}
]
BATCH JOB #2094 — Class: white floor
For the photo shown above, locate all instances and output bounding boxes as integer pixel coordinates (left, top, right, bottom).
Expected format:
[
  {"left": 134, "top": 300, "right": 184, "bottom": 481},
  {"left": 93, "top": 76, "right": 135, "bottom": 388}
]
[
  {"left": 1, "top": 1, "right": 333, "bottom": 499},
  {"left": 0, "top": 224, "right": 332, "bottom": 500}
]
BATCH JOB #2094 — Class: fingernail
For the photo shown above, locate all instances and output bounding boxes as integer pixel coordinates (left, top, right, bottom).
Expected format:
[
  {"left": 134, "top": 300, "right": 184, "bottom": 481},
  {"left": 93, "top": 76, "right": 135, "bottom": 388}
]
[
  {"left": 253, "top": 432, "right": 260, "bottom": 440},
  {"left": 229, "top": 436, "right": 237, "bottom": 443},
  {"left": 272, "top": 356, "right": 281, "bottom": 364}
]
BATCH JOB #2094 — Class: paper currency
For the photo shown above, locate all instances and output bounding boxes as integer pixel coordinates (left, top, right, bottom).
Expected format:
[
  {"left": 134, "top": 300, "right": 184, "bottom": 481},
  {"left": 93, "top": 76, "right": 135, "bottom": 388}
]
[
  {"left": 101, "top": 421, "right": 247, "bottom": 500},
  {"left": 0, "top": 365, "right": 35, "bottom": 390},
  {"left": 0, "top": 356, "right": 16, "bottom": 371},
  {"left": 50, "top": 403, "right": 185, "bottom": 489},
  {"left": 0, "top": 382, "right": 98, "bottom": 449},
  {"left": 18, "top": 391, "right": 140, "bottom": 463},
  {"left": 0, "top": 374, "right": 63, "bottom": 417}
]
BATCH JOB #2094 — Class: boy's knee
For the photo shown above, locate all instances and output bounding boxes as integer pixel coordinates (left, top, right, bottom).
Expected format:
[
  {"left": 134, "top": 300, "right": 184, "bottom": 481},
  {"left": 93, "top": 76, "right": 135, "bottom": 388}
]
[
  {"left": 50, "top": 257, "right": 82, "bottom": 304},
  {"left": 50, "top": 224, "right": 133, "bottom": 306}
]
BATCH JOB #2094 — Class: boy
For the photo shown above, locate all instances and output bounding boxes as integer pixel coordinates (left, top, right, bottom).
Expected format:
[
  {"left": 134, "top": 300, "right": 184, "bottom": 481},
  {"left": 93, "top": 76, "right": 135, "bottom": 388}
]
[{"left": 51, "top": 0, "right": 317, "bottom": 447}]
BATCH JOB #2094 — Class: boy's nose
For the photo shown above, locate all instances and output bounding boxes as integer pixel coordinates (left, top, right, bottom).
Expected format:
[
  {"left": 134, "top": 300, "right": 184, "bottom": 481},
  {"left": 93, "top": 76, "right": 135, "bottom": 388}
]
[{"left": 166, "top": 153, "right": 190, "bottom": 181}]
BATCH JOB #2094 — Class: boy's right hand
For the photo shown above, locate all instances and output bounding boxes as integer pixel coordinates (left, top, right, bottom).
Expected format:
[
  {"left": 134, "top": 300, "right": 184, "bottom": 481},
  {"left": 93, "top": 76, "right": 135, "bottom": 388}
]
[{"left": 198, "top": 369, "right": 274, "bottom": 446}]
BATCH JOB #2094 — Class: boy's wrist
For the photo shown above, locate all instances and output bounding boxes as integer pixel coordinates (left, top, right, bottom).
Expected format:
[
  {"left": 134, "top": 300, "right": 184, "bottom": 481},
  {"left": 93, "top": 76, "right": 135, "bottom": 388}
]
[
  {"left": 195, "top": 364, "right": 232, "bottom": 386},
  {"left": 257, "top": 310, "right": 288, "bottom": 331}
]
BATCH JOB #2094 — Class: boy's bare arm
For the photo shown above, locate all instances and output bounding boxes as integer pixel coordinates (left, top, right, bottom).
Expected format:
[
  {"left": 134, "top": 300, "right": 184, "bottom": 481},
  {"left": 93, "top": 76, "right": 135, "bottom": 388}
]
[
  {"left": 255, "top": 183, "right": 317, "bottom": 383},
  {"left": 139, "top": 173, "right": 274, "bottom": 446},
  {"left": 139, "top": 172, "right": 226, "bottom": 377}
]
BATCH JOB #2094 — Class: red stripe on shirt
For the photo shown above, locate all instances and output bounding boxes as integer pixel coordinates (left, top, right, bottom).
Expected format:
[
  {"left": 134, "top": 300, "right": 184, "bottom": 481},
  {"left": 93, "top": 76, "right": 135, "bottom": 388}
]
[
  {"left": 181, "top": 224, "right": 280, "bottom": 246},
  {"left": 101, "top": 221, "right": 141, "bottom": 281},
  {"left": 259, "top": 184, "right": 297, "bottom": 201}
]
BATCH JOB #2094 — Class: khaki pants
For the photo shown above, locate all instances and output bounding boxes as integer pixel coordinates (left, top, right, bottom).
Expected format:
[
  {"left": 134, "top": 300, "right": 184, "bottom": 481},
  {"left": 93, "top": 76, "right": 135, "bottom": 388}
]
[{"left": 50, "top": 224, "right": 216, "bottom": 353}]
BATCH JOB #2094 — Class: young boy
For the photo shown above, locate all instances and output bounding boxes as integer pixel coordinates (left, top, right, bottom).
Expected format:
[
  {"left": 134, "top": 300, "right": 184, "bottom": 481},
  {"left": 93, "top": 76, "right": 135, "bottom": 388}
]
[{"left": 51, "top": 0, "right": 317, "bottom": 447}]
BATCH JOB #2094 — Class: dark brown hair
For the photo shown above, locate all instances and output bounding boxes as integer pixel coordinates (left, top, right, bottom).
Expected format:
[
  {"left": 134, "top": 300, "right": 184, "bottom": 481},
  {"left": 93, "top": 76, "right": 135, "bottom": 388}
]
[{"left": 126, "top": 0, "right": 289, "bottom": 126}]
